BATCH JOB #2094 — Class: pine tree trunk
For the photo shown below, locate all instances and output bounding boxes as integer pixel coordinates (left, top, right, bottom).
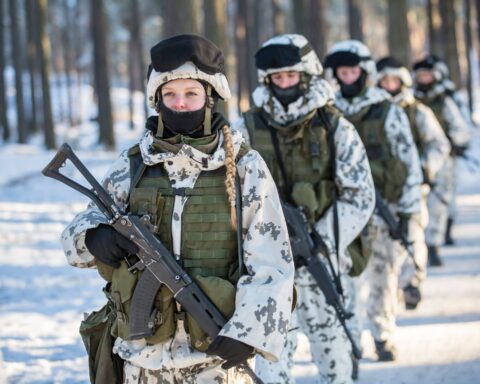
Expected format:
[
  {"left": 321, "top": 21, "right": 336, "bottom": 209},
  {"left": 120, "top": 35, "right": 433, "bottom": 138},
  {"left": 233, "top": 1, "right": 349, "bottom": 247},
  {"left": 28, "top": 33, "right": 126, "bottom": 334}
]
[
  {"left": 203, "top": 0, "right": 229, "bottom": 118},
  {"left": 272, "top": 0, "right": 285, "bottom": 34},
  {"left": 442, "top": 0, "right": 462, "bottom": 86},
  {"left": 25, "top": 0, "right": 38, "bottom": 134},
  {"left": 163, "top": 0, "right": 201, "bottom": 37},
  {"left": 293, "top": 0, "right": 308, "bottom": 37},
  {"left": 62, "top": 0, "right": 74, "bottom": 126},
  {"left": 387, "top": 0, "right": 411, "bottom": 65},
  {"left": 465, "top": 0, "right": 473, "bottom": 112},
  {"left": 35, "top": 0, "right": 55, "bottom": 149},
  {"left": 0, "top": 0, "right": 11, "bottom": 140},
  {"left": 427, "top": 0, "right": 445, "bottom": 57},
  {"left": 347, "top": 0, "right": 364, "bottom": 41},
  {"left": 308, "top": 0, "right": 327, "bottom": 59},
  {"left": 90, "top": 0, "right": 114, "bottom": 149},
  {"left": 235, "top": 0, "right": 250, "bottom": 111},
  {"left": 9, "top": 0, "right": 27, "bottom": 143}
]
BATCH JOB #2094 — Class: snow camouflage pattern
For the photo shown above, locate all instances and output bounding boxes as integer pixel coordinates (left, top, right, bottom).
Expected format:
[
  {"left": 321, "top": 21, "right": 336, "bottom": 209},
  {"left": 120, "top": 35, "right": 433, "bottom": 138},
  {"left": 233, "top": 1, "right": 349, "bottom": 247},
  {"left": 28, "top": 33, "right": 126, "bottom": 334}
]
[
  {"left": 234, "top": 75, "right": 375, "bottom": 383},
  {"left": 415, "top": 83, "right": 471, "bottom": 245},
  {"left": 335, "top": 85, "right": 422, "bottom": 346},
  {"left": 61, "top": 128, "right": 295, "bottom": 377},
  {"left": 390, "top": 88, "right": 450, "bottom": 287}
]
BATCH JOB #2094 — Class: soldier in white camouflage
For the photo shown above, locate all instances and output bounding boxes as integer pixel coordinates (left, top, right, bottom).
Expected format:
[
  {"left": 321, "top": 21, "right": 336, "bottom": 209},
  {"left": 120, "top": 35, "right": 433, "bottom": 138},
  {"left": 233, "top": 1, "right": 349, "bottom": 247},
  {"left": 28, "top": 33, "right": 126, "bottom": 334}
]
[
  {"left": 375, "top": 56, "right": 451, "bottom": 309},
  {"left": 324, "top": 40, "right": 422, "bottom": 361},
  {"left": 412, "top": 55, "right": 471, "bottom": 265},
  {"left": 234, "top": 34, "right": 375, "bottom": 384},
  {"left": 61, "top": 35, "right": 295, "bottom": 384}
]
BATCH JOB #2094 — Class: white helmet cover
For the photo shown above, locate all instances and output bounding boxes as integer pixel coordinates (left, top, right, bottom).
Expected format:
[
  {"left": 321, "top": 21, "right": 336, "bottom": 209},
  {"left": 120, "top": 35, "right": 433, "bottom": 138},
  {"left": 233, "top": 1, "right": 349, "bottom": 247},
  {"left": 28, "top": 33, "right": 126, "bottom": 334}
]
[
  {"left": 146, "top": 35, "right": 231, "bottom": 109},
  {"left": 376, "top": 57, "right": 413, "bottom": 87},
  {"left": 324, "top": 40, "right": 376, "bottom": 78},
  {"left": 254, "top": 34, "right": 323, "bottom": 83},
  {"left": 412, "top": 54, "right": 450, "bottom": 82}
]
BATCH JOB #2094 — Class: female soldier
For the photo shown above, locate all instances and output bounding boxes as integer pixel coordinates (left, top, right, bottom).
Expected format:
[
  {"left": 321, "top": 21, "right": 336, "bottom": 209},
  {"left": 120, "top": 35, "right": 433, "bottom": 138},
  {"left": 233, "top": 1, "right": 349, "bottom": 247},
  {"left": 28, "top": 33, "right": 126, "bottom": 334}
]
[
  {"left": 61, "top": 35, "right": 295, "bottom": 383},
  {"left": 235, "top": 34, "right": 375, "bottom": 384}
]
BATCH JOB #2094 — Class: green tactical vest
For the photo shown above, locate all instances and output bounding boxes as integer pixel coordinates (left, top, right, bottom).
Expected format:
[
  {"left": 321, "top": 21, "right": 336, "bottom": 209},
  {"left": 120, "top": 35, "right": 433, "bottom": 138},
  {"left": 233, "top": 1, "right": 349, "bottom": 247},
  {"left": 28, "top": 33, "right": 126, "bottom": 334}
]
[
  {"left": 346, "top": 100, "right": 407, "bottom": 203},
  {"left": 107, "top": 145, "right": 240, "bottom": 352},
  {"left": 402, "top": 100, "right": 423, "bottom": 157},
  {"left": 244, "top": 106, "right": 339, "bottom": 223}
]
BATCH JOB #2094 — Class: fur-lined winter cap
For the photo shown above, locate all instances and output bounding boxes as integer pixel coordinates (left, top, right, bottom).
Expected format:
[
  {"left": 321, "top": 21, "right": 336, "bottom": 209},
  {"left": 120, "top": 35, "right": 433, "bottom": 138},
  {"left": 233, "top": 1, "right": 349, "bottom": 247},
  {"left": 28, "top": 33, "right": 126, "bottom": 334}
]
[
  {"left": 324, "top": 40, "right": 376, "bottom": 77},
  {"left": 146, "top": 34, "right": 231, "bottom": 108},
  {"left": 376, "top": 56, "right": 413, "bottom": 87},
  {"left": 254, "top": 34, "right": 323, "bottom": 83},
  {"left": 412, "top": 54, "right": 449, "bottom": 81}
]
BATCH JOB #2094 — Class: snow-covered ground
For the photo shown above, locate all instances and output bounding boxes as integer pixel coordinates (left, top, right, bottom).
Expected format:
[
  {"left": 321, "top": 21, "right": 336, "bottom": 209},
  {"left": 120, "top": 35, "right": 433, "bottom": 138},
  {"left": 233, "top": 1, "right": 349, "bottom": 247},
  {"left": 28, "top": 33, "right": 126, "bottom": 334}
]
[{"left": 0, "top": 104, "right": 479, "bottom": 383}]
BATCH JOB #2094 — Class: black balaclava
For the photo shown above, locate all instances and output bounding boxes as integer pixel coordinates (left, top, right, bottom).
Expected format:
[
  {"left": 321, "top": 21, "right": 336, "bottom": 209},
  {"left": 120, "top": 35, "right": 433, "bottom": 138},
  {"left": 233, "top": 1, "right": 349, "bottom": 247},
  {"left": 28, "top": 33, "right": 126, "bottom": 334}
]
[
  {"left": 338, "top": 70, "right": 367, "bottom": 98},
  {"left": 270, "top": 82, "right": 304, "bottom": 107},
  {"left": 416, "top": 81, "right": 435, "bottom": 94},
  {"left": 156, "top": 101, "right": 206, "bottom": 137}
]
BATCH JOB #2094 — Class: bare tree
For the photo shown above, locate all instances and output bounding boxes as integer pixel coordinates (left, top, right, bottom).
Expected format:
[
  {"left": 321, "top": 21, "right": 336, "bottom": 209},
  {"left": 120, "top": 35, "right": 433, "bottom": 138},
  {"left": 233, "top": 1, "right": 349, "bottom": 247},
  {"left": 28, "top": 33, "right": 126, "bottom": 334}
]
[
  {"left": 441, "top": 0, "right": 462, "bottom": 86},
  {"left": 427, "top": 0, "right": 444, "bottom": 56},
  {"left": 61, "top": 0, "right": 74, "bottom": 126},
  {"left": 272, "top": 0, "right": 285, "bottom": 34},
  {"left": 347, "top": 0, "right": 364, "bottom": 41},
  {"left": 308, "top": 0, "right": 328, "bottom": 59},
  {"left": 235, "top": 0, "right": 250, "bottom": 112},
  {"left": 387, "top": 0, "right": 411, "bottom": 65},
  {"left": 9, "top": 0, "right": 27, "bottom": 143},
  {"left": 0, "top": 0, "right": 10, "bottom": 140},
  {"left": 163, "top": 0, "right": 201, "bottom": 37},
  {"left": 25, "top": 0, "right": 38, "bottom": 134},
  {"left": 34, "top": 0, "right": 55, "bottom": 149},
  {"left": 293, "top": 0, "right": 308, "bottom": 37},
  {"left": 90, "top": 0, "right": 114, "bottom": 148}
]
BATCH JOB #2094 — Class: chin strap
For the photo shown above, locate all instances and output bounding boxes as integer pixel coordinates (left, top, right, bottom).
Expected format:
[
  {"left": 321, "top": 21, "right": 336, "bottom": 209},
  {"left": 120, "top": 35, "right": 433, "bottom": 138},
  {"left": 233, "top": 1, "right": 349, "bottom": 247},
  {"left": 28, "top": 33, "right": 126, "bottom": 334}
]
[{"left": 203, "top": 85, "right": 214, "bottom": 136}]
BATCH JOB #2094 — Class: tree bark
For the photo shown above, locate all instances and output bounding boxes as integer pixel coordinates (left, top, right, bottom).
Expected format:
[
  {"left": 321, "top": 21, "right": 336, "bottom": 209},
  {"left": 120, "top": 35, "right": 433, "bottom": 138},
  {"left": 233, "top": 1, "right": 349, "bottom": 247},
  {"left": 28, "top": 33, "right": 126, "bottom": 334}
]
[
  {"left": 272, "top": 0, "right": 285, "bottom": 34},
  {"left": 293, "top": 0, "right": 308, "bottom": 37},
  {"left": 25, "top": 0, "right": 39, "bottom": 134},
  {"left": 203, "top": 0, "right": 229, "bottom": 117},
  {"left": 35, "top": 0, "right": 55, "bottom": 149},
  {"left": 90, "top": 0, "right": 114, "bottom": 148},
  {"left": 427, "top": 0, "right": 445, "bottom": 57},
  {"left": 442, "top": 0, "right": 462, "bottom": 86},
  {"left": 62, "top": 0, "right": 74, "bottom": 126},
  {"left": 387, "top": 0, "right": 411, "bottom": 65},
  {"left": 0, "top": 0, "right": 11, "bottom": 140},
  {"left": 235, "top": 0, "right": 250, "bottom": 111},
  {"left": 308, "top": 0, "right": 327, "bottom": 59},
  {"left": 464, "top": 0, "right": 473, "bottom": 111},
  {"left": 347, "top": 0, "right": 364, "bottom": 41},
  {"left": 9, "top": 0, "right": 27, "bottom": 143},
  {"left": 163, "top": 0, "right": 201, "bottom": 37}
]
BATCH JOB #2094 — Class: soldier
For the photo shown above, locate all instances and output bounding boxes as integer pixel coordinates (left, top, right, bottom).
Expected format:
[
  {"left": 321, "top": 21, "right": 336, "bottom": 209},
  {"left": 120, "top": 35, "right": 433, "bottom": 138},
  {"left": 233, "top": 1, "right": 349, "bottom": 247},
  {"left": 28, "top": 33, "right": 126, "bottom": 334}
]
[
  {"left": 234, "top": 34, "right": 375, "bottom": 384},
  {"left": 61, "top": 35, "right": 295, "bottom": 384},
  {"left": 324, "top": 40, "right": 422, "bottom": 361},
  {"left": 412, "top": 55, "right": 471, "bottom": 265},
  {"left": 376, "top": 56, "right": 451, "bottom": 309}
]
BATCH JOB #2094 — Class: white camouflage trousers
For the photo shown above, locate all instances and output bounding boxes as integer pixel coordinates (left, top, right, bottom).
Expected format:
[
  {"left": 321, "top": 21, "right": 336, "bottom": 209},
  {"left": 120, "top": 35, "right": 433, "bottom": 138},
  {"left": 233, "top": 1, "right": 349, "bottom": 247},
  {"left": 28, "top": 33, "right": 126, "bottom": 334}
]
[
  {"left": 400, "top": 184, "right": 429, "bottom": 289},
  {"left": 255, "top": 269, "right": 353, "bottom": 384},
  {"left": 425, "top": 157, "right": 454, "bottom": 247},
  {"left": 363, "top": 215, "right": 408, "bottom": 342}
]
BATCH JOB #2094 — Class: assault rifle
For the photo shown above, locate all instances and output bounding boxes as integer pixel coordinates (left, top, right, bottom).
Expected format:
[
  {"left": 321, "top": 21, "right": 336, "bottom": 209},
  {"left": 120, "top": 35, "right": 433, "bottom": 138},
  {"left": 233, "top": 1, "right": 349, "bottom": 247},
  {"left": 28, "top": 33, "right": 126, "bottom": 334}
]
[
  {"left": 374, "top": 190, "right": 418, "bottom": 269},
  {"left": 281, "top": 202, "right": 362, "bottom": 360},
  {"left": 42, "top": 143, "right": 263, "bottom": 384}
]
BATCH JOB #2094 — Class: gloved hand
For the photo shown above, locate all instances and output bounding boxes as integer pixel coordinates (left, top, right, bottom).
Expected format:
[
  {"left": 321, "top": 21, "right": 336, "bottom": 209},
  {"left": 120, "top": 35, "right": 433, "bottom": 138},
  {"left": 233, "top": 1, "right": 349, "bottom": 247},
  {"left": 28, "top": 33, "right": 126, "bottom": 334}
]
[
  {"left": 451, "top": 145, "right": 467, "bottom": 157},
  {"left": 85, "top": 224, "right": 139, "bottom": 268},
  {"left": 205, "top": 335, "right": 254, "bottom": 369}
]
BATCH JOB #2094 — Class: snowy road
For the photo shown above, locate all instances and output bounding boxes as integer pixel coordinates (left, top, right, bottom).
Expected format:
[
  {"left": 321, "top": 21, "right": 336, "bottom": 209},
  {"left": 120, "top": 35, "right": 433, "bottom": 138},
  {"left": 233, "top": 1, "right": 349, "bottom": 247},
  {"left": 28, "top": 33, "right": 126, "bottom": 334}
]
[{"left": 0, "top": 138, "right": 479, "bottom": 383}]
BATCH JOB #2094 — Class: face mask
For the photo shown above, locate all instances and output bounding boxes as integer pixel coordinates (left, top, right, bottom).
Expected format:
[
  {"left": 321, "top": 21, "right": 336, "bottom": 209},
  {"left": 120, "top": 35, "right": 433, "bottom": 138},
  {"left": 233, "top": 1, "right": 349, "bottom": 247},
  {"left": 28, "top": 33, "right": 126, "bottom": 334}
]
[
  {"left": 158, "top": 102, "right": 206, "bottom": 136},
  {"left": 416, "top": 82, "right": 434, "bottom": 93},
  {"left": 339, "top": 71, "right": 367, "bottom": 98},
  {"left": 270, "top": 83, "right": 304, "bottom": 107}
]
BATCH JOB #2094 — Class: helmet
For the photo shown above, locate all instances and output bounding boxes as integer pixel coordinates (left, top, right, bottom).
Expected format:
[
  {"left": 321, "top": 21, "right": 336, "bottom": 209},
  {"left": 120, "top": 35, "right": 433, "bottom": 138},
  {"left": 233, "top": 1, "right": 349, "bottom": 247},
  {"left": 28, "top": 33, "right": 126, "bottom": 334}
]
[
  {"left": 254, "top": 34, "right": 323, "bottom": 84},
  {"left": 324, "top": 40, "right": 376, "bottom": 78},
  {"left": 376, "top": 56, "right": 412, "bottom": 87},
  {"left": 146, "top": 34, "right": 231, "bottom": 109},
  {"left": 412, "top": 54, "right": 449, "bottom": 82}
]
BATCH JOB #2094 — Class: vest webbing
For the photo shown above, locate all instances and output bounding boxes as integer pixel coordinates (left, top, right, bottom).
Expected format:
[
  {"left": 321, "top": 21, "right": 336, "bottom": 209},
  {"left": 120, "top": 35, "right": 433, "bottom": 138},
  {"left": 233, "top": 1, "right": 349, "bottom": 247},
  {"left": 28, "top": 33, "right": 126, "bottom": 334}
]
[
  {"left": 244, "top": 106, "right": 340, "bottom": 221},
  {"left": 346, "top": 100, "right": 408, "bottom": 203},
  {"left": 402, "top": 101, "right": 423, "bottom": 157},
  {"left": 421, "top": 93, "right": 449, "bottom": 139}
]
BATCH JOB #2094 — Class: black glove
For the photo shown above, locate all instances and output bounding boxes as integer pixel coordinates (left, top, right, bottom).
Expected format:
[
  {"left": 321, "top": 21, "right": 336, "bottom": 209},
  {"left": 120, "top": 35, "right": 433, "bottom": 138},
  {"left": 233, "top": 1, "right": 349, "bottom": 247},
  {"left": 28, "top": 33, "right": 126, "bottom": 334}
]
[
  {"left": 206, "top": 335, "right": 254, "bottom": 369},
  {"left": 451, "top": 145, "right": 467, "bottom": 157},
  {"left": 398, "top": 214, "right": 410, "bottom": 240},
  {"left": 85, "top": 224, "right": 139, "bottom": 268}
]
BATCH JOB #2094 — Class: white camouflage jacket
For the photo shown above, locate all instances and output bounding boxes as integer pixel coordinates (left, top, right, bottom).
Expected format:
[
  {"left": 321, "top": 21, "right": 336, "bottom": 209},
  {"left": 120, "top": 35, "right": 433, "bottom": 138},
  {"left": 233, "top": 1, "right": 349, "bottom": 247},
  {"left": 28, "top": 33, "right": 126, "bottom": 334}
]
[
  {"left": 234, "top": 77, "right": 375, "bottom": 278},
  {"left": 61, "top": 128, "right": 295, "bottom": 367},
  {"left": 393, "top": 88, "right": 451, "bottom": 182},
  {"left": 335, "top": 86, "right": 422, "bottom": 216},
  {"left": 415, "top": 83, "right": 471, "bottom": 148}
]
